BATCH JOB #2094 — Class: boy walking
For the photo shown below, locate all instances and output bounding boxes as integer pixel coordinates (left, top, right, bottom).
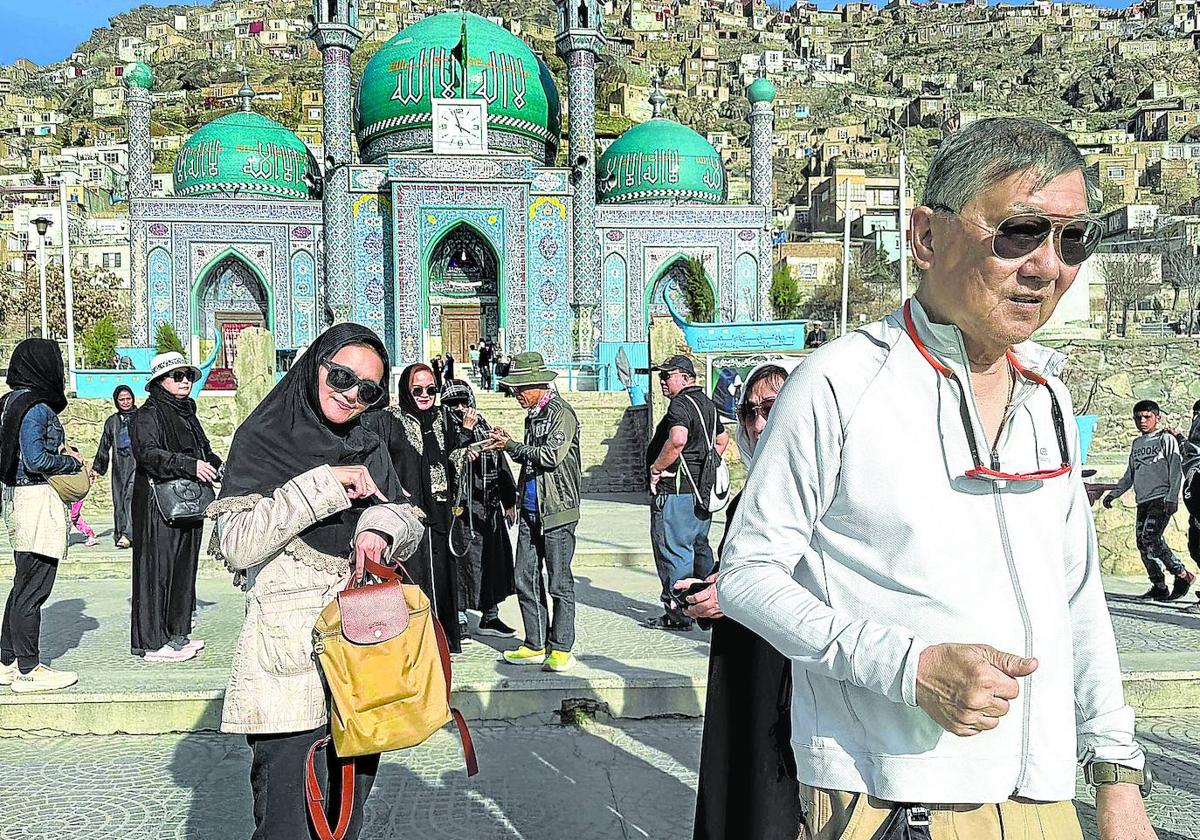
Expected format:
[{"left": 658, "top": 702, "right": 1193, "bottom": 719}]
[{"left": 1103, "top": 399, "right": 1195, "bottom": 601}]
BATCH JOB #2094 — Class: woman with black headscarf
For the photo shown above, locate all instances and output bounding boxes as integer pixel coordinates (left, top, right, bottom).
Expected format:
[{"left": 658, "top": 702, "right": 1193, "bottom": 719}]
[
  {"left": 212, "top": 323, "right": 423, "bottom": 840},
  {"left": 130, "top": 352, "right": 222, "bottom": 663},
  {"left": 0, "top": 339, "right": 83, "bottom": 693},
  {"left": 92, "top": 385, "right": 138, "bottom": 548},
  {"left": 362, "top": 362, "right": 461, "bottom": 651}
]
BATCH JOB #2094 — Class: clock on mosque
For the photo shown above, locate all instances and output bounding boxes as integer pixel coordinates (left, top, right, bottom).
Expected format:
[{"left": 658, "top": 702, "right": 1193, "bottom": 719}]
[{"left": 432, "top": 99, "right": 489, "bottom": 155}]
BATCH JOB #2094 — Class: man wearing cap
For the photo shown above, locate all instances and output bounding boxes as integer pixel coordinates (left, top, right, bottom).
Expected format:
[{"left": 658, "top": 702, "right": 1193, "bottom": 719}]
[
  {"left": 805, "top": 320, "right": 828, "bottom": 348},
  {"left": 645, "top": 355, "right": 729, "bottom": 631},
  {"left": 488, "top": 352, "right": 582, "bottom": 672}
]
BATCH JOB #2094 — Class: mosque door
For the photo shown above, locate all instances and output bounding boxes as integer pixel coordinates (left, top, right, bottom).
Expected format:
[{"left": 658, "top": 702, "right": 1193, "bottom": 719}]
[
  {"left": 428, "top": 225, "right": 499, "bottom": 366},
  {"left": 441, "top": 304, "right": 481, "bottom": 368}
]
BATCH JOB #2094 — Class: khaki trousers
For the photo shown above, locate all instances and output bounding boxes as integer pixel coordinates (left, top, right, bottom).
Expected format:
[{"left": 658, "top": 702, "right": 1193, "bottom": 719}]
[{"left": 801, "top": 786, "right": 1085, "bottom": 840}]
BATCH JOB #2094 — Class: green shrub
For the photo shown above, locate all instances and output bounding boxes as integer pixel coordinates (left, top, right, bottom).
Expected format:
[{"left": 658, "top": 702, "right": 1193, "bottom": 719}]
[
  {"left": 154, "top": 321, "right": 186, "bottom": 355},
  {"left": 682, "top": 257, "right": 716, "bottom": 323},
  {"left": 82, "top": 316, "right": 119, "bottom": 368},
  {"left": 769, "top": 265, "right": 803, "bottom": 320}
]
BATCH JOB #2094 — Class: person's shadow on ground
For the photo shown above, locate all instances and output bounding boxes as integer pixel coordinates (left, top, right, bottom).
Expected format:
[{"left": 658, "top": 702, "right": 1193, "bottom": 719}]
[{"left": 39, "top": 598, "right": 99, "bottom": 662}]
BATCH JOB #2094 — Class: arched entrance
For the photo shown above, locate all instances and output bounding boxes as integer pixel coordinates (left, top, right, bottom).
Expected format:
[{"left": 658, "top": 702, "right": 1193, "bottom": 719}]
[
  {"left": 193, "top": 253, "right": 271, "bottom": 389},
  {"left": 647, "top": 255, "right": 716, "bottom": 322},
  {"left": 427, "top": 224, "right": 500, "bottom": 365}
]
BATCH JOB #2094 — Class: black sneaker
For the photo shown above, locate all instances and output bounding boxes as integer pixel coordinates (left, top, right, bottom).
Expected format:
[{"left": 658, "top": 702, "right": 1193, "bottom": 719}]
[
  {"left": 1140, "top": 584, "right": 1171, "bottom": 600},
  {"left": 642, "top": 613, "right": 694, "bottom": 632},
  {"left": 458, "top": 622, "right": 474, "bottom": 644},
  {"left": 1169, "top": 571, "right": 1196, "bottom": 601},
  {"left": 476, "top": 617, "right": 516, "bottom": 638}
]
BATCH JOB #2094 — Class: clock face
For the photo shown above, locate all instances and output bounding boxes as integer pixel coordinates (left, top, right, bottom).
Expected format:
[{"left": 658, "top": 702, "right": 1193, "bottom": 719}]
[{"left": 434, "top": 101, "right": 487, "bottom": 153}]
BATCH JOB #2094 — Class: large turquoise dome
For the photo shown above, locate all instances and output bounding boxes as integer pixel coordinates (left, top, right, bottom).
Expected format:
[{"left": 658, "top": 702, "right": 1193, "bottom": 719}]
[
  {"left": 598, "top": 119, "right": 727, "bottom": 205},
  {"left": 173, "top": 111, "right": 317, "bottom": 200},
  {"left": 356, "top": 12, "right": 561, "bottom": 164}
]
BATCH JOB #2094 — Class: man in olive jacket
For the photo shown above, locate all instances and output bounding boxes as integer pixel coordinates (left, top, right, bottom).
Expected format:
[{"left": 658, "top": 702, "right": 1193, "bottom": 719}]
[{"left": 489, "top": 352, "right": 582, "bottom": 672}]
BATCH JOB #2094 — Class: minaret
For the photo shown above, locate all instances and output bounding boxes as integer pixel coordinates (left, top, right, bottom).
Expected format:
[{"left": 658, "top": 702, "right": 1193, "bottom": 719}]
[
  {"left": 746, "top": 57, "right": 776, "bottom": 211},
  {"left": 309, "top": 0, "right": 363, "bottom": 327},
  {"left": 124, "top": 61, "right": 155, "bottom": 345},
  {"left": 556, "top": 0, "right": 605, "bottom": 348}
]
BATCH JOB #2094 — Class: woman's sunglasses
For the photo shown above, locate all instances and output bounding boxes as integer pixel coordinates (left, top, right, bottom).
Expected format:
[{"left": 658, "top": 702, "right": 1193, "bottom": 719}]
[
  {"left": 738, "top": 397, "right": 776, "bottom": 422},
  {"left": 409, "top": 385, "right": 439, "bottom": 398},
  {"left": 933, "top": 205, "right": 1103, "bottom": 267},
  {"left": 168, "top": 369, "right": 198, "bottom": 383},
  {"left": 321, "top": 359, "right": 384, "bottom": 405}
]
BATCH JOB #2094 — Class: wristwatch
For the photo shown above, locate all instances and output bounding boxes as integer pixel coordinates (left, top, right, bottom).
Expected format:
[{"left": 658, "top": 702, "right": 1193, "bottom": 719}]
[{"left": 1083, "top": 761, "right": 1153, "bottom": 798}]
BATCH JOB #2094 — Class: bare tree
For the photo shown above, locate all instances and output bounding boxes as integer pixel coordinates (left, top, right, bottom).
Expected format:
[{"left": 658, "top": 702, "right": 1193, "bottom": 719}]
[
  {"left": 1098, "top": 253, "right": 1160, "bottom": 337},
  {"left": 1162, "top": 241, "right": 1200, "bottom": 335},
  {"left": 0, "top": 261, "right": 123, "bottom": 341}
]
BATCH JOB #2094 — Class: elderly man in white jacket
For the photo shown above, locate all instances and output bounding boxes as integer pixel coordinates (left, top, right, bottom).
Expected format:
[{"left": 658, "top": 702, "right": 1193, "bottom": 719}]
[{"left": 719, "top": 117, "right": 1155, "bottom": 840}]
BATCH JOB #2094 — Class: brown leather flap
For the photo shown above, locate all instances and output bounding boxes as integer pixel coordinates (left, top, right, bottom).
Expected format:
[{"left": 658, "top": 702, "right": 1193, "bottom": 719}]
[{"left": 338, "top": 580, "right": 409, "bottom": 644}]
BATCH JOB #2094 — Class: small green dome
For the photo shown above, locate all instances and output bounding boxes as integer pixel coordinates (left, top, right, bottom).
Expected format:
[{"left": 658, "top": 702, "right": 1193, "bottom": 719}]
[
  {"left": 123, "top": 62, "right": 154, "bottom": 90},
  {"left": 598, "top": 119, "right": 727, "bottom": 205},
  {"left": 747, "top": 76, "right": 776, "bottom": 104},
  {"left": 356, "top": 12, "right": 561, "bottom": 164},
  {"left": 173, "top": 111, "right": 317, "bottom": 200}
]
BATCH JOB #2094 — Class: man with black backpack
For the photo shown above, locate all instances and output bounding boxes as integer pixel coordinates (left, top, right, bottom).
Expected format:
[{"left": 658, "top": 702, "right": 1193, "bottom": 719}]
[{"left": 645, "top": 355, "right": 729, "bottom": 631}]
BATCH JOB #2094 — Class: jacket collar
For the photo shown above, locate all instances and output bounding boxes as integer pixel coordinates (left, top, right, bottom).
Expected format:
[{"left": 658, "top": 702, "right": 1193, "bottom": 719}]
[{"left": 897, "top": 297, "right": 1067, "bottom": 381}]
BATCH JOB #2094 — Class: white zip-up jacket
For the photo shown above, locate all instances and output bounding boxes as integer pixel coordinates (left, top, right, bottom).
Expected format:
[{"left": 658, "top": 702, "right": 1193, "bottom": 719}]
[{"left": 718, "top": 299, "right": 1142, "bottom": 804}]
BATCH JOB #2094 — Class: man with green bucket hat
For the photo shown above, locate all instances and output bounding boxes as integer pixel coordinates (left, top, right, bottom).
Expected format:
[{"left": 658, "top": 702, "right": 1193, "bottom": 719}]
[{"left": 488, "top": 352, "right": 582, "bottom": 672}]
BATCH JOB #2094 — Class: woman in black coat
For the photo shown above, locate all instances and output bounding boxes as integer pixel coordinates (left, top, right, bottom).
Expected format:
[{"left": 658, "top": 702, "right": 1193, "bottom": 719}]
[
  {"left": 92, "top": 385, "right": 138, "bottom": 548},
  {"left": 441, "top": 380, "right": 517, "bottom": 641},
  {"left": 130, "top": 353, "right": 221, "bottom": 662},
  {"left": 363, "top": 363, "right": 461, "bottom": 651},
  {"left": 677, "top": 362, "right": 804, "bottom": 840}
]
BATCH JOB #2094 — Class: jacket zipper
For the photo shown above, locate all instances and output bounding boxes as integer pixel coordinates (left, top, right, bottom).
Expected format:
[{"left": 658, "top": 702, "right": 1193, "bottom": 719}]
[
  {"left": 949, "top": 333, "right": 1036, "bottom": 795},
  {"left": 988, "top": 447, "right": 1034, "bottom": 795}
]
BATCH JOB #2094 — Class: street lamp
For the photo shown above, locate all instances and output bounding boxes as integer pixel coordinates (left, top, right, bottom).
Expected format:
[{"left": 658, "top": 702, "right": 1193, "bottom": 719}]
[{"left": 32, "top": 216, "right": 53, "bottom": 338}]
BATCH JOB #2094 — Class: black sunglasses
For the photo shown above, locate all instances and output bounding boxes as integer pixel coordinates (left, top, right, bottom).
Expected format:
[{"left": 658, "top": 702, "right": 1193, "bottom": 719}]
[
  {"left": 933, "top": 205, "right": 1102, "bottom": 267},
  {"left": 409, "top": 385, "right": 438, "bottom": 398},
  {"left": 168, "top": 369, "right": 198, "bottom": 383},
  {"left": 321, "top": 359, "right": 384, "bottom": 405}
]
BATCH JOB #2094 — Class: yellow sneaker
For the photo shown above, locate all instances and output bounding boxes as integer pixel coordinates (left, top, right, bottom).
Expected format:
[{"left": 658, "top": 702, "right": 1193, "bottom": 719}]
[
  {"left": 543, "top": 651, "right": 576, "bottom": 672},
  {"left": 502, "top": 645, "right": 546, "bottom": 665}
]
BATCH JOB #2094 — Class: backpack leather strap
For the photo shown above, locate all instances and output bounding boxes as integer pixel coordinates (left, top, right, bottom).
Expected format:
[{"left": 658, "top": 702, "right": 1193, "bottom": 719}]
[
  {"left": 304, "top": 736, "right": 355, "bottom": 840},
  {"left": 431, "top": 615, "right": 479, "bottom": 777}
]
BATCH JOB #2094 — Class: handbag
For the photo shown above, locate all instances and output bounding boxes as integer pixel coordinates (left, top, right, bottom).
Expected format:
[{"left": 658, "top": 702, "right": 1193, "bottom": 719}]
[
  {"left": 47, "top": 446, "right": 90, "bottom": 504},
  {"left": 150, "top": 477, "right": 215, "bottom": 525},
  {"left": 306, "top": 558, "right": 478, "bottom": 840},
  {"left": 678, "top": 394, "right": 730, "bottom": 514}
]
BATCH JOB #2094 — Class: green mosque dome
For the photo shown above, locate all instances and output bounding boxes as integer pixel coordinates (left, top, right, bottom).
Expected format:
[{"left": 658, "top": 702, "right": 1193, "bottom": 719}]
[
  {"left": 123, "top": 61, "right": 154, "bottom": 90},
  {"left": 356, "top": 12, "right": 561, "bottom": 164},
  {"left": 598, "top": 119, "right": 727, "bottom": 205},
  {"left": 747, "top": 76, "right": 776, "bottom": 104},
  {"left": 173, "top": 110, "right": 317, "bottom": 201}
]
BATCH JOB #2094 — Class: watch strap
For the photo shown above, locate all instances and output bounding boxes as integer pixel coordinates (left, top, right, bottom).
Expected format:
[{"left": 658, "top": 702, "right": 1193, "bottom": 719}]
[{"left": 1085, "top": 762, "right": 1145, "bottom": 787}]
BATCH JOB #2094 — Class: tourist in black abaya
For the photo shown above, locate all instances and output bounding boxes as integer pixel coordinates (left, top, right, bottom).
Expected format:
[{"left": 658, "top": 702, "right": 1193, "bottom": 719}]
[
  {"left": 130, "top": 352, "right": 221, "bottom": 662},
  {"left": 441, "top": 379, "right": 517, "bottom": 642},
  {"left": 363, "top": 363, "right": 461, "bottom": 650},
  {"left": 92, "top": 385, "right": 138, "bottom": 548},
  {"left": 677, "top": 362, "right": 804, "bottom": 840}
]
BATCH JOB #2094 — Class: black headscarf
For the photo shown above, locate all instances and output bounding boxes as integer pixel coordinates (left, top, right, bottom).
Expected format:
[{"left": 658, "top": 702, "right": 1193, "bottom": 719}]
[
  {"left": 0, "top": 339, "right": 68, "bottom": 485},
  {"left": 219, "top": 323, "right": 401, "bottom": 556},
  {"left": 113, "top": 385, "right": 136, "bottom": 414}
]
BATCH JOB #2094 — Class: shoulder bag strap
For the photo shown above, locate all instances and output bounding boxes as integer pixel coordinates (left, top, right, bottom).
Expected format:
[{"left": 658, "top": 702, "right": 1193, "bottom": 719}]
[
  {"left": 431, "top": 613, "right": 480, "bottom": 776},
  {"left": 304, "top": 736, "right": 355, "bottom": 840},
  {"left": 676, "top": 394, "right": 713, "bottom": 506}
]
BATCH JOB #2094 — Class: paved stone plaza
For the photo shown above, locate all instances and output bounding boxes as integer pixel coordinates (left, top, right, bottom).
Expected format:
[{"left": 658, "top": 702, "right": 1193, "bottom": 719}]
[
  {"left": 2, "top": 498, "right": 1200, "bottom": 838},
  {"left": 0, "top": 717, "right": 1197, "bottom": 840}
]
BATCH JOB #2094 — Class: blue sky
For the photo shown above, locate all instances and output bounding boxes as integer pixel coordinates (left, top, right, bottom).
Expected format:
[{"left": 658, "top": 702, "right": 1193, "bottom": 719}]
[
  {"left": 1, "top": 1, "right": 198, "bottom": 66},
  {"left": 3, "top": 0, "right": 1140, "bottom": 68}
]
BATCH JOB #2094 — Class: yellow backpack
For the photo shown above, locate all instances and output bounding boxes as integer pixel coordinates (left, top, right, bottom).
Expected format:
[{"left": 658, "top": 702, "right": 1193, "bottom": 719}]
[{"left": 305, "top": 559, "right": 477, "bottom": 840}]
